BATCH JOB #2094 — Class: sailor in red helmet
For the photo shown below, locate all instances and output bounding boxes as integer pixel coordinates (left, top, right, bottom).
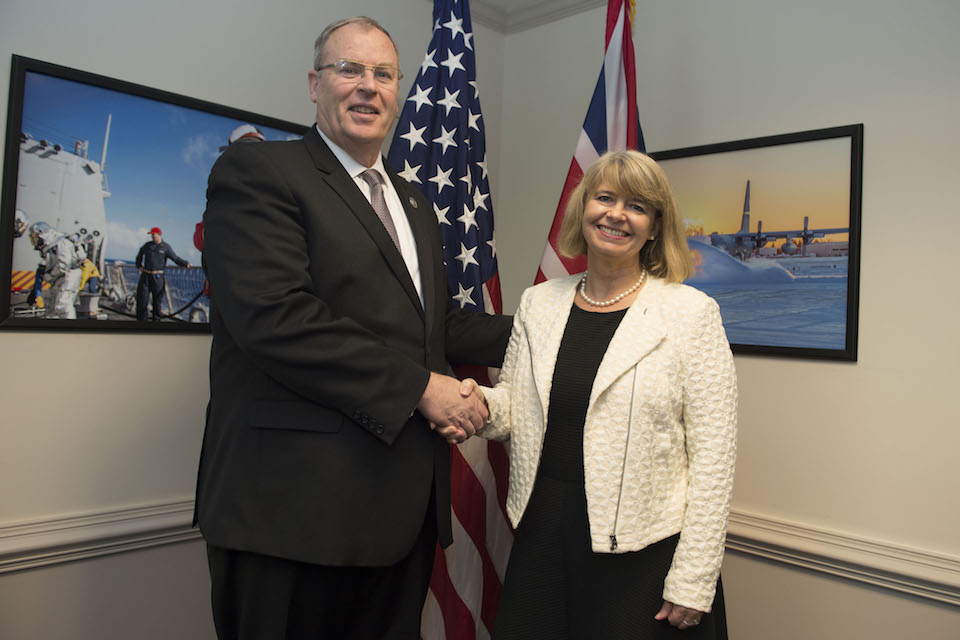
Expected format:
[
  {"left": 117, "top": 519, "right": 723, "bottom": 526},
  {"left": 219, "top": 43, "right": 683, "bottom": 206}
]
[
  {"left": 136, "top": 226, "right": 190, "bottom": 321},
  {"left": 220, "top": 124, "right": 266, "bottom": 151},
  {"left": 195, "top": 125, "right": 267, "bottom": 254}
]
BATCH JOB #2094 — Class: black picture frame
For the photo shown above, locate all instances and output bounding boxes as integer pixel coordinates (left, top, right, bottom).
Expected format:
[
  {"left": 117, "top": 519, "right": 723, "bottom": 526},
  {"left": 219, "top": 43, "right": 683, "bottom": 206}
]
[
  {"left": 1, "top": 55, "right": 308, "bottom": 332},
  {"left": 650, "top": 124, "right": 863, "bottom": 361}
]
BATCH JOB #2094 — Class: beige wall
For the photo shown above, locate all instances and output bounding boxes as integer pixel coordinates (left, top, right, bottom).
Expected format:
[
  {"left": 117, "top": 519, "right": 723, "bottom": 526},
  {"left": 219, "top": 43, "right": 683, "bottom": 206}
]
[
  {"left": 723, "top": 551, "right": 960, "bottom": 638},
  {"left": 0, "top": 1, "right": 501, "bottom": 637},
  {"left": 2, "top": 0, "right": 959, "bottom": 637},
  {"left": 0, "top": 539, "right": 213, "bottom": 640},
  {"left": 499, "top": 0, "right": 960, "bottom": 552},
  {"left": 493, "top": 0, "right": 960, "bottom": 635}
]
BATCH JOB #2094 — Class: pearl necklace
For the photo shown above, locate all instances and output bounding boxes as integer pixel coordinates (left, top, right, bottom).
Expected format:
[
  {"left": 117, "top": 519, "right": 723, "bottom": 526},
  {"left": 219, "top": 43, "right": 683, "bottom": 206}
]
[{"left": 579, "top": 269, "right": 647, "bottom": 307}]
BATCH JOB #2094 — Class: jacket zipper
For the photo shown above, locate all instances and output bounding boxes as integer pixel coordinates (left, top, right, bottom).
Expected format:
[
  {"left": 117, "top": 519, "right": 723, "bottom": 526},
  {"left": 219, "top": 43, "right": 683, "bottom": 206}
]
[{"left": 610, "top": 368, "right": 637, "bottom": 551}]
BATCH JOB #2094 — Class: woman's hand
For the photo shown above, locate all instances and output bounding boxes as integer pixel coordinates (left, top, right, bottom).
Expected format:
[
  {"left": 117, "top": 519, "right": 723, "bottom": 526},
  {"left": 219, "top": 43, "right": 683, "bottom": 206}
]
[
  {"left": 458, "top": 377, "right": 486, "bottom": 404},
  {"left": 654, "top": 600, "right": 704, "bottom": 630}
]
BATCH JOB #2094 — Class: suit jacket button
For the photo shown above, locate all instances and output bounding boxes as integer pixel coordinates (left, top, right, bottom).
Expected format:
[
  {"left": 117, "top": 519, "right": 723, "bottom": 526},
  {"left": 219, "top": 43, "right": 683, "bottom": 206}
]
[{"left": 376, "top": 425, "right": 385, "bottom": 435}]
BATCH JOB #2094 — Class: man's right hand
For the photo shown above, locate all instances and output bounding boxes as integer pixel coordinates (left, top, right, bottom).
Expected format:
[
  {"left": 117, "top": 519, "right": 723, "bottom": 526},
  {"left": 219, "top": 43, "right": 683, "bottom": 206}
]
[{"left": 417, "top": 372, "right": 488, "bottom": 441}]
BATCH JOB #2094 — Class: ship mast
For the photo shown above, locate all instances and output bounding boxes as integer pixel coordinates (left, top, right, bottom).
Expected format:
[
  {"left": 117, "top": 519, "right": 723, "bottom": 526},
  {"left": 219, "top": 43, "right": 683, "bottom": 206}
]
[
  {"left": 100, "top": 114, "right": 111, "bottom": 171},
  {"left": 100, "top": 114, "right": 112, "bottom": 198}
]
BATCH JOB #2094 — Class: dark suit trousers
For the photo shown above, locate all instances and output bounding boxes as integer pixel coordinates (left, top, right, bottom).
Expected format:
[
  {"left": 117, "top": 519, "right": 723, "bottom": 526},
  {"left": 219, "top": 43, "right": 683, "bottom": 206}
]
[{"left": 206, "top": 487, "right": 439, "bottom": 640}]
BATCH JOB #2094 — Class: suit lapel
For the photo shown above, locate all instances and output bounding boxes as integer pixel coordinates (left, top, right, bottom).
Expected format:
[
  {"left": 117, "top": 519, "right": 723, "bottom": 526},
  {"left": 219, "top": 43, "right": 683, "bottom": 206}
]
[
  {"left": 530, "top": 278, "right": 580, "bottom": 426},
  {"left": 303, "top": 129, "right": 424, "bottom": 321},
  {"left": 589, "top": 278, "right": 667, "bottom": 408}
]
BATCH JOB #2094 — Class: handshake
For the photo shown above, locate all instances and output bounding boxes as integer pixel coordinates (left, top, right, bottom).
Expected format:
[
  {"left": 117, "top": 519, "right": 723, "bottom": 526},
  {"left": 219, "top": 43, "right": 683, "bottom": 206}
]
[{"left": 416, "top": 372, "right": 488, "bottom": 445}]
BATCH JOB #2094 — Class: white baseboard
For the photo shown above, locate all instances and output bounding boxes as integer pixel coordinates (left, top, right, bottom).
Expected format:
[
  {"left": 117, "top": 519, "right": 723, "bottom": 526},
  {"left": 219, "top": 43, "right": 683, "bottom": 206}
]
[
  {"left": 2, "top": 501, "right": 959, "bottom": 607},
  {"left": 726, "top": 509, "right": 960, "bottom": 606},
  {"left": 0, "top": 500, "right": 199, "bottom": 574}
]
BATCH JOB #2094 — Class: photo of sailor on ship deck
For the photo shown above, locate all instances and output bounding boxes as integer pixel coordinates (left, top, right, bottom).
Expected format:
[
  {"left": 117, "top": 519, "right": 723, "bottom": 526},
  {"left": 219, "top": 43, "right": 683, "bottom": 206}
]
[{"left": 4, "top": 65, "right": 304, "bottom": 327}]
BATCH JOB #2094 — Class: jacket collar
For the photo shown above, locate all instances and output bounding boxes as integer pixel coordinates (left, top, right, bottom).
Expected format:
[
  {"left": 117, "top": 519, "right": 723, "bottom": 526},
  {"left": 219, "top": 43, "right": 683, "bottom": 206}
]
[
  {"left": 530, "top": 274, "right": 668, "bottom": 417},
  {"left": 591, "top": 277, "right": 668, "bottom": 407}
]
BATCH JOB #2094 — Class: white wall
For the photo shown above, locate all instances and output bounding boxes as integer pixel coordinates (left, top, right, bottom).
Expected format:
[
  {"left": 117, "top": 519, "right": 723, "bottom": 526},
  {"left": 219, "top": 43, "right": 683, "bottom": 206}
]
[
  {"left": 494, "top": 0, "right": 960, "bottom": 635},
  {"left": 3, "top": 0, "right": 959, "bottom": 637},
  {"left": 0, "top": 540, "right": 214, "bottom": 640},
  {"left": 0, "top": 1, "right": 502, "bottom": 638},
  {"left": 722, "top": 551, "right": 960, "bottom": 638}
]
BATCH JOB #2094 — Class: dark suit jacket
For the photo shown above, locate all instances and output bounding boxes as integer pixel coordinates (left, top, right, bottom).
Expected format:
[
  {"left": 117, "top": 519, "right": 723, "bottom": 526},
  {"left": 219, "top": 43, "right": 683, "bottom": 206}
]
[{"left": 195, "top": 127, "right": 511, "bottom": 567}]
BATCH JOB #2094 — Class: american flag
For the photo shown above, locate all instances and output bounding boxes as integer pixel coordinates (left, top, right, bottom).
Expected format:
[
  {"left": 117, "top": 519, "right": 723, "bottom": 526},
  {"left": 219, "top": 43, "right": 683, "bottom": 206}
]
[
  {"left": 387, "top": 1, "right": 511, "bottom": 638},
  {"left": 536, "top": 0, "right": 645, "bottom": 283}
]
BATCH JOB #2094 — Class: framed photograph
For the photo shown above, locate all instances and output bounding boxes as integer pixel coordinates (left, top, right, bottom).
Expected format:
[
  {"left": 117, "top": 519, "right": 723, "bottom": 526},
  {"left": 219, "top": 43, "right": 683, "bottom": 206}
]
[
  {"left": 651, "top": 125, "right": 863, "bottom": 360},
  {"left": 1, "top": 55, "right": 307, "bottom": 332}
]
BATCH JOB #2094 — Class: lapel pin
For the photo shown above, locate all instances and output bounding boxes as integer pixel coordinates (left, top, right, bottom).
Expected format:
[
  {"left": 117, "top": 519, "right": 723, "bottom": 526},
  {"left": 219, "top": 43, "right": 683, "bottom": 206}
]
[{"left": 408, "top": 196, "right": 418, "bottom": 208}]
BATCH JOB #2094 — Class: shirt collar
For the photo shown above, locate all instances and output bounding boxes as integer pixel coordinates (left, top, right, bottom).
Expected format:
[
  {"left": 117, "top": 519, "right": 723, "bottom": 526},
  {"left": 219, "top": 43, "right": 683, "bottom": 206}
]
[{"left": 315, "top": 124, "right": 388, "bottom": 181}]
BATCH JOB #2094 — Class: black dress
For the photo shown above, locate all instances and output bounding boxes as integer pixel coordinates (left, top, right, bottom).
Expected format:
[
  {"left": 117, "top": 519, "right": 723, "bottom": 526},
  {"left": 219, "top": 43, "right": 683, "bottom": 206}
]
[{"left": 492, "top": 305, "right": 728, "bottom": 640}]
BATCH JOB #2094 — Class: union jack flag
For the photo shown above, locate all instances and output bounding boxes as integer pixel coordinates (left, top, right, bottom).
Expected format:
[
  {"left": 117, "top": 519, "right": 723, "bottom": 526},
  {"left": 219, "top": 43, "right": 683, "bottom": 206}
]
[
  {"left": 536, "top": 0, "right": 645, "bottom": 283},
  {"left": 387, "top": 1, "right": 510, "bottom": 638}
]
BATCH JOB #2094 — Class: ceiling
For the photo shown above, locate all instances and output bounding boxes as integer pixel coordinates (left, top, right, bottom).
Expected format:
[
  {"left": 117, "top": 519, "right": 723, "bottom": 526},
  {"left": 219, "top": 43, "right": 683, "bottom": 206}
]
[{"left": 450, "top": 0, "right": 606, "bottom": 34}]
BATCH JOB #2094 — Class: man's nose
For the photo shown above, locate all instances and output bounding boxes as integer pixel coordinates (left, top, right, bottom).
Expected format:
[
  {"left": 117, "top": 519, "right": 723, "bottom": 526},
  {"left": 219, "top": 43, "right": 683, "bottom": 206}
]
[{"left": 356, "top": 69, "right": 379, "bottom": 92}]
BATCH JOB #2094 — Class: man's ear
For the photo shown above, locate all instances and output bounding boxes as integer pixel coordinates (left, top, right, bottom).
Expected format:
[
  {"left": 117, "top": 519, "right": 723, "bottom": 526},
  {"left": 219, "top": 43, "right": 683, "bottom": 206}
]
[{"left": 307, "top": 70, "right": 319, "bottom": 103}]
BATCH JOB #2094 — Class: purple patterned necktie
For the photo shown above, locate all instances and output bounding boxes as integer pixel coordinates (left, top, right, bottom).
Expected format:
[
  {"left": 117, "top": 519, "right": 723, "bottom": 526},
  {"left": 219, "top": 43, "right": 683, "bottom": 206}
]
[{"left": 360, "top": 169, "right": 402, "bottom": 255}]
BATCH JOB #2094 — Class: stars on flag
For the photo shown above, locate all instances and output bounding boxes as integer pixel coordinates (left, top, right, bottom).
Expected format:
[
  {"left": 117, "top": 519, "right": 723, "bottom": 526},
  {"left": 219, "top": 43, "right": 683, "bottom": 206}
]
[
  {"left": 387, "top": 0, "right": 498, "bottom": 311},
  {"left": 399, "top": 123, "right": 427, "bottom": 151},
  {"left": 452, "top": 282, "right": 475, "bottom": 309},
  {"left": 388, "top": 7, "right": 508, "bottom": 639},
  {"left": 477, "top": 155, "right": 488, "bottom": 180},
  {"left": 420, "top": 49, "right": 438, "bottom": 75},
  {"left": 434, "top": 202, "right": 451, "bottom": 226},
  {"left": 432, "top": 126, "right": 458, "bottom": 155},
  {"left": 455, "top": 242, "right": 479, "bottom": 272},
  {"left": 457, "top": 205, "right": 478, "bottom": 233},
  {"left": 442, "top": 11, "right": 466, "bottom": 41},
  {"left": 429, "top": 165, "right": 454, "bottom": 194},
  {"left": 437, "top": 88, "right": 461, "bottom": 116},
  {"left": 397, "top": 160, "right": 422, "bottom": 184},
  {"left": 472, "top": 187, "right": 488, "bottom": 211},
  {"left": 441, "top": 50, "right": 465, "bottom": 76},
  {"left": 467, "top": 109, "right": 481, "bottom": 132},
  {"left": 407, "top": 84, "right": 433, "bottom": 112}
]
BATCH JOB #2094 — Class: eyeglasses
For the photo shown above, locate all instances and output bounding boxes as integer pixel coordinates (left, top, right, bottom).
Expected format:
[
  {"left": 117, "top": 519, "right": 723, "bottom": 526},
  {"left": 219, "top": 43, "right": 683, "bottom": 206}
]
[{"left": 316, "top": 59, "right": 403, "bottom": 86}]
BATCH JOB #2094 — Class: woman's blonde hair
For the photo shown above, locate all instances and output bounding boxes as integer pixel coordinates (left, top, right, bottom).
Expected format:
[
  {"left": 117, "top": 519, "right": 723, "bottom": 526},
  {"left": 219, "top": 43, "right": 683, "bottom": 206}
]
[{"left": 557, "top": 150, "right": 694, "bottom": 283}]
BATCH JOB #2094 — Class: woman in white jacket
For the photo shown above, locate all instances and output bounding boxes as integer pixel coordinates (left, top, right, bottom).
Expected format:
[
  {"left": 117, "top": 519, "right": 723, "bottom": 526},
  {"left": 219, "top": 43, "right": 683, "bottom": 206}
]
[{"left": 475, "top": 150, "right": 737, "bottom": 638}]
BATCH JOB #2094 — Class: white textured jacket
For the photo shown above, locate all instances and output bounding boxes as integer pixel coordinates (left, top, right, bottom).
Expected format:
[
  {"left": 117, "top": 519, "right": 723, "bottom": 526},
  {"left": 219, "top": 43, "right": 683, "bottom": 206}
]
[{"left": 481, "top": 274, "right": 737, "bottom": 611}]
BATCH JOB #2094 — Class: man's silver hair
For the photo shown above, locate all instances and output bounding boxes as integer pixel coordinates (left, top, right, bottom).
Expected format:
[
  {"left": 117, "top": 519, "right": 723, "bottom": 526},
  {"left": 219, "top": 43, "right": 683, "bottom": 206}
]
[{"left": 313, "top": 16, "right": 399, "bottom": 70}]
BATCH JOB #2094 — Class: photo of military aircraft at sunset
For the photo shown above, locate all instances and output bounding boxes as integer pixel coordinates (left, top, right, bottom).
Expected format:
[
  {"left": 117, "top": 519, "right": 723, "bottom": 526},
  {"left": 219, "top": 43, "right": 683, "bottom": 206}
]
[{"left": 653, "top": 126, "right": 861, "bottom": 359}]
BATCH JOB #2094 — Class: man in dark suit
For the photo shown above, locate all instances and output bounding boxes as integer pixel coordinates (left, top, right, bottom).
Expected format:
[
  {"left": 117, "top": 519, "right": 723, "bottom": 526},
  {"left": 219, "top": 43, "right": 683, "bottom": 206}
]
[{"left": 195, "top": 16, "right": 512, "bottom": 640}]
